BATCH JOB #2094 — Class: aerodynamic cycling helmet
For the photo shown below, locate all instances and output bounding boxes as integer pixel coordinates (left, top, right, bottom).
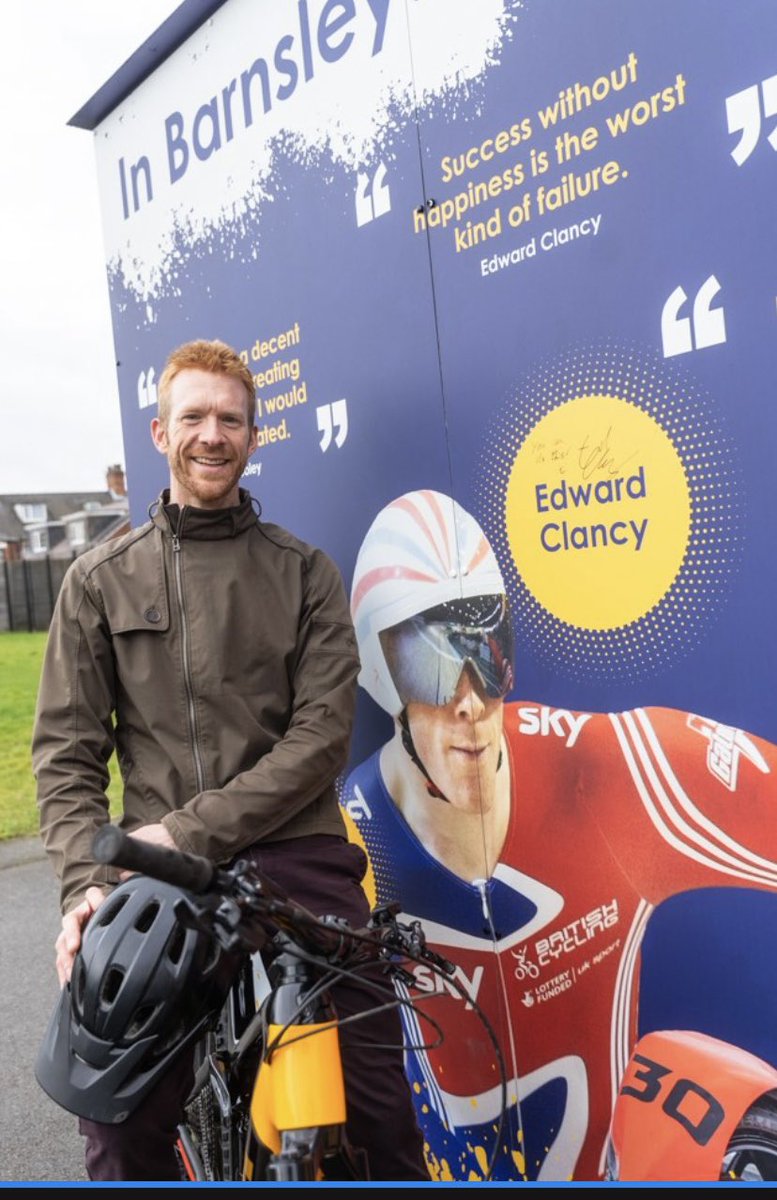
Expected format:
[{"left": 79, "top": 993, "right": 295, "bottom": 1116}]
[
  {"left": 35, "top": 874, "right": 240, "bottom": 1124},
  {"left": 350, "top": 489, "right": 514, "bottom": 716}
]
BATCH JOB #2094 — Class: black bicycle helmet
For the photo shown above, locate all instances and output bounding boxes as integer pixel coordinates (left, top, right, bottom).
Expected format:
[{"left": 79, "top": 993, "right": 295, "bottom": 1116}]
[{"left": 35, "top": 874, "right": 240, "bottom": 1124}]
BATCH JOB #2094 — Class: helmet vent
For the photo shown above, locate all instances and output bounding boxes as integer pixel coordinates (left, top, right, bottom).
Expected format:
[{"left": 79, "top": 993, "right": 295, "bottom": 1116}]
[
  {"left": 126, "top": 1002, "right": 158, "bottom": 1040},
  {"left": 72, "top": 959, "right": 86, "bottom": 1014},
  {"left": 99, "top": 966, "right": 125, "bottom": 1008},
  {"left": 134, "top": 900, "right": 160, "bottom": 933},
  {"left": 96, "top": 892, "right": 129, "bottom": 926},
  {"left": 166, "top": 925, "right": 186, "bottom": 964}
]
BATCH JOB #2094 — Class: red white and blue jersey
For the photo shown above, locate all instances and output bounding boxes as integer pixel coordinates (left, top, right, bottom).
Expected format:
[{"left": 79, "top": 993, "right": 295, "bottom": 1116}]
[{"left": 341, "top": 704, "right": 777, "bottom": 1181}]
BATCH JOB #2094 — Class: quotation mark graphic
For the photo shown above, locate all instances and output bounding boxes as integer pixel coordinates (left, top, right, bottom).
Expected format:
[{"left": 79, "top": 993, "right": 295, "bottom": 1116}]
[
  {"left": 137, "top": 367, "right": 158, "bottom": 409},
  {"left": 316, "top": 399, "right": 349, "bottom": 452},
  {"left": 355, "top": 163, "right": 391, "bottom": 227},
  {"left": 726, "top": 75, "right": 777, "bottom": 165},
  {"left": 661, "top": 275, "right": 726, "bottom": 358}
]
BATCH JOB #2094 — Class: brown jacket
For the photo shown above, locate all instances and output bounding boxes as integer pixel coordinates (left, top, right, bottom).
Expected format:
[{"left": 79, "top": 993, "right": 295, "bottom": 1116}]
[{"left": 32, "top": 492, "right": 359, "bottom": 914}]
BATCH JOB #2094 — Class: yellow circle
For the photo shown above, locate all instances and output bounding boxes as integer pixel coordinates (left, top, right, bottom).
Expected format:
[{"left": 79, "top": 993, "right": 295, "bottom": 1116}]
[{"left": 505, "top": 394, "right": 690, "bottom": 630}]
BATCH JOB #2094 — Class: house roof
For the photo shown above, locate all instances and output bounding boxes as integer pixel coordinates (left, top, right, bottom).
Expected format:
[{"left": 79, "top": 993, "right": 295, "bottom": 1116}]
[
  {"left": 0, "top": 492, "right": 112, "bottom": 542},
  {"left": 47, "top": 508, "right": 131, "bottom": 559}
]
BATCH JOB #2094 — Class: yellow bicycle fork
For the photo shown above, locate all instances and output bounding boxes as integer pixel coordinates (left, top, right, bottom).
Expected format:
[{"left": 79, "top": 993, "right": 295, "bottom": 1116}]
[{"left": 242, "top": 948, "right": 368, "bottom": 1182}]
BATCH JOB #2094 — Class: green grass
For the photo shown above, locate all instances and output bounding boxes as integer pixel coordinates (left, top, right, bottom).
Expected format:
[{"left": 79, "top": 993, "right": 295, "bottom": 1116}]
[{"left": 0, "top": 631, "right": 121, "bottom": 840}]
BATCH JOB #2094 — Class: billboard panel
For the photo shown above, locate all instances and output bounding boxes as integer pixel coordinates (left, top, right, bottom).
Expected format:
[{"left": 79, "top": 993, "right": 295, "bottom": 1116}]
[{"left": 88, "top": 0, "right": 777, "bottom": 1181}]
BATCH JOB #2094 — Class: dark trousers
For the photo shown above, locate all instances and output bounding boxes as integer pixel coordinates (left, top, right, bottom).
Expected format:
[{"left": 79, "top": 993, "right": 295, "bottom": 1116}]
[{"left": 80, "top": 835, "right": 429, "bottom": 1182}]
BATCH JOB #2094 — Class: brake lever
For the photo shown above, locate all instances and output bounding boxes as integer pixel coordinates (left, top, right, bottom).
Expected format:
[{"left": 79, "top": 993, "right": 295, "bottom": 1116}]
[
  {"left": 368, "top": 901, "right": 402, "bottom": 926},
  {"left": 369, "top": 909, "right": 457, "bottom": 977},
  {"left": 406, "top": 920, "right": 456, "bottom": 976}
]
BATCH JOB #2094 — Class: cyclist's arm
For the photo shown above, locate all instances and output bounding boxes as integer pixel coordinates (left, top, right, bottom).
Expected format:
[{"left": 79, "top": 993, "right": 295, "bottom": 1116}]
[
  {"left": 32, "top": 562, "right": 120, "bottom": 915},
  {"left": 589, "top": 705, "right": 777, "bottom": 902},
  {"left": 161, "top": 547, "right": 360, "bottom": 863}
]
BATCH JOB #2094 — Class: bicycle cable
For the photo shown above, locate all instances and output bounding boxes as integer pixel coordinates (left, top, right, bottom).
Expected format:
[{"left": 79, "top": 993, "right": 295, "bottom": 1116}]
[{"left": 238, "top": 930, "right": 509, "bottom": 1181}]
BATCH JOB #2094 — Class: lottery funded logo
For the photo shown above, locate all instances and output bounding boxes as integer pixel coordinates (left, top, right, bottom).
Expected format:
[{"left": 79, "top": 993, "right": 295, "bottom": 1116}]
[{"left": 504, "top": 394, "right": 691, "bottom": 629}]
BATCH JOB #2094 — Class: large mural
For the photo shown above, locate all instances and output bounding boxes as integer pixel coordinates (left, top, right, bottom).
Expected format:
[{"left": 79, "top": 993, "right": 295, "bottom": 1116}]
[{"left": 85, "top": 0, "right": 777, "bottom": 1180}]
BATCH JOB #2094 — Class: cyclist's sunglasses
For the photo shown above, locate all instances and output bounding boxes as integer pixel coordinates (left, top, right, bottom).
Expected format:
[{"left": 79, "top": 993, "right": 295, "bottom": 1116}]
[{"left": 379, "top": 595, "right": 514, "bottom": 709}]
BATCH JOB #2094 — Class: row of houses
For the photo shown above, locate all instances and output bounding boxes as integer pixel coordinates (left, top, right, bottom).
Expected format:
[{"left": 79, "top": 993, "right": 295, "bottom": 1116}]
[
  {"left": 0, "top": 466, "right": 129, "bottom": 563},
  {"left": 0, "top": 466, "right": 130, "bottom": 631}
]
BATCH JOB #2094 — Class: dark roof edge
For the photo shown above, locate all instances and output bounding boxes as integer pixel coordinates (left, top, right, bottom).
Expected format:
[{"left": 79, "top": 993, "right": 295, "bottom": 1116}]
[{"left": 68, "top": 0, "right": 229, "bottom": 131}]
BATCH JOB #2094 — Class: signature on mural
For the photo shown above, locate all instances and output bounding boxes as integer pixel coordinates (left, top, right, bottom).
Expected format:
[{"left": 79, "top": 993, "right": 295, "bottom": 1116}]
[{"left": 529, "top": 425, "right": 637, "bottom": 480}]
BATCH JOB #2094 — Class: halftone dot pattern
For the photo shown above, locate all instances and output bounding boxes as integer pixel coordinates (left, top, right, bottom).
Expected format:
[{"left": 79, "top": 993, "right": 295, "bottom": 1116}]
[{"left": 473, "top": 341, "right": 745, "bottom": 682}]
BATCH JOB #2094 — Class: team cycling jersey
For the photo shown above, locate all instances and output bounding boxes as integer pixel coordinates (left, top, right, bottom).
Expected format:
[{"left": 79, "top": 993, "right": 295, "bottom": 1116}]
[{"left": 341, "top": 703, "right": 777, "bottom": 1181}]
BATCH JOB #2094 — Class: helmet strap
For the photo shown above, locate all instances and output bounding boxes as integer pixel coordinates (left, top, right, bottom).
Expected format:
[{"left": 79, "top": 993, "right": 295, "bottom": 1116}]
[
  {"left": 399, "top": 709, "right": 450, "bottom": 803},
  {"left": 399, "top": 711, "right": 504, "bottom": 802}
]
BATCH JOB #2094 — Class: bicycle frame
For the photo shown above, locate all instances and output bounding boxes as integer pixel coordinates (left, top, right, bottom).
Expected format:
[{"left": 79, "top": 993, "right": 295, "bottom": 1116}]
[
  {"left": 243, "top": 943, "right": 364, "bottom": 1182},
  {"left": 176, "top": 944, "right": 369, "bottom": 1182}
]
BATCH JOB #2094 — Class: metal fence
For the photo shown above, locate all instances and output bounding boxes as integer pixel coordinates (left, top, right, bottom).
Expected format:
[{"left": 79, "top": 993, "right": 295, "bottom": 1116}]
[{"left": 0, "top": 555, "right": 75, "bottom": 632}]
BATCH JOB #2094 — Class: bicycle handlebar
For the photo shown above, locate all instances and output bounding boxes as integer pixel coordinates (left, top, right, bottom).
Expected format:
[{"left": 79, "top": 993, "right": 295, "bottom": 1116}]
[
  {"left": 91, "top": 824, "right": 456, "bottom": 977},
  {"left": 92, "top": 824, "right": 220, "bottom": 894}
]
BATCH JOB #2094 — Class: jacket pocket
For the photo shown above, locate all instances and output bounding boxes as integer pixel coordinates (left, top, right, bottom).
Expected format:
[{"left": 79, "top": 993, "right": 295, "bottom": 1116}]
[
  {"left": 107, "top": 604, "right": 170, "bottom": 635},
  {"left": 90, "top": 536, "right": 170, "bottom": 634}
]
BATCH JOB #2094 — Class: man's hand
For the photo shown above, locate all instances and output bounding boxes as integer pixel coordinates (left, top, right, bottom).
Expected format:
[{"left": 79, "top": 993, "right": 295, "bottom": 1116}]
[
  {"left": 128, "top": 822, "right": 177, "bottom": 850},
  {"left": 118, "top": 822, "right": 178, "bottom": 880},
  {"left": 55, "top": 826, "right": 178, "bottom": 985},
  {"left": 56, "top": 886, "right": 106, "bottom": 987}
]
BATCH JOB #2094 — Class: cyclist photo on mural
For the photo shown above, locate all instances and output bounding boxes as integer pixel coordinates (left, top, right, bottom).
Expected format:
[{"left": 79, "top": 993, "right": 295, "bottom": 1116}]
[{"left": 340, "top": 487, "right": 777, "bottom": 1182}]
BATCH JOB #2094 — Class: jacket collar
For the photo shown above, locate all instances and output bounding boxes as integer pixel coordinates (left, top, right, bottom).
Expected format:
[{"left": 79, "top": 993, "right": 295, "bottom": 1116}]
[{"left": 151, "top": 489, "right": 259, "bottom": 541}]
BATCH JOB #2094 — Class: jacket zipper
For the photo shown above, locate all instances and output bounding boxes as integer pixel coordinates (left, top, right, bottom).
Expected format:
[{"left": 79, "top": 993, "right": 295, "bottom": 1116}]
[{"left": 171, "top": 513, "right": 207, "bottom": 795}]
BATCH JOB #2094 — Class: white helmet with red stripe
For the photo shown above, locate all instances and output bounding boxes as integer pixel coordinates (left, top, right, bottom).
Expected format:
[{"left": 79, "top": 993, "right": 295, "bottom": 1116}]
[{"left": 350, "top": 489, "right": 511, "bottom": 716}]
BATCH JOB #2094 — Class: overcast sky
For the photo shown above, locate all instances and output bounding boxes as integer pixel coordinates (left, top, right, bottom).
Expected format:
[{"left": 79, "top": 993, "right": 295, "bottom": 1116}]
[{"left": 0, "top": 1, "right": 180, "bottom": 495}]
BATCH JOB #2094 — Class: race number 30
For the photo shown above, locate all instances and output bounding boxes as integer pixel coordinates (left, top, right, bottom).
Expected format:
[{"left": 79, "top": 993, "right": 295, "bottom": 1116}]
[{"left": 621, "top": 1053, "right": 725, "bottom": 1146}]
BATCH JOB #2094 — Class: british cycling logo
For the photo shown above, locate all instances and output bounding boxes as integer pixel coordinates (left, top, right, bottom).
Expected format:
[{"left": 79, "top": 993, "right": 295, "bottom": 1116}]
[
  {"left": 516, "top": 900, "right": 621, "bottom": 1005},
  {"left": 512, "top": 944, "right": 540, "bottom": 980},
  {"left": 534, "top": 899, "right": 619, "bottom": 966},
  {"left": 687, "top": 714, "right": 770, "bottom": 791}
]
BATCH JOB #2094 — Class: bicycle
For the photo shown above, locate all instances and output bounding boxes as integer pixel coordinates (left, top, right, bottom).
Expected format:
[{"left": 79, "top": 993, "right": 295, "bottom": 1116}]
[{"left": 36, "top": 825, "right": 508, "bottom": 1183}]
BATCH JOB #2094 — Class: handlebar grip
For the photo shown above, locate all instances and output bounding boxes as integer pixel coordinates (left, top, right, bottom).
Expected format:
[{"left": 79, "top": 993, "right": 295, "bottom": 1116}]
[{"left": 92, "top": 825, "right": 216, "bottom": 894}]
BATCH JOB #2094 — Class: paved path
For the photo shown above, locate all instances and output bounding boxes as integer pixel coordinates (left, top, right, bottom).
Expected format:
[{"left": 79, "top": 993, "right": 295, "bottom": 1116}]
[{"left": 0, "top": 837, "right": 86, "bottom": 1183}]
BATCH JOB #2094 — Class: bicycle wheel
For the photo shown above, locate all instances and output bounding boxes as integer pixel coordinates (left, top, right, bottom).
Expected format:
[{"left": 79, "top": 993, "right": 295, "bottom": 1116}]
[{"left": 720, "top": 1092, "right": 777, "bottom": 1181}]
